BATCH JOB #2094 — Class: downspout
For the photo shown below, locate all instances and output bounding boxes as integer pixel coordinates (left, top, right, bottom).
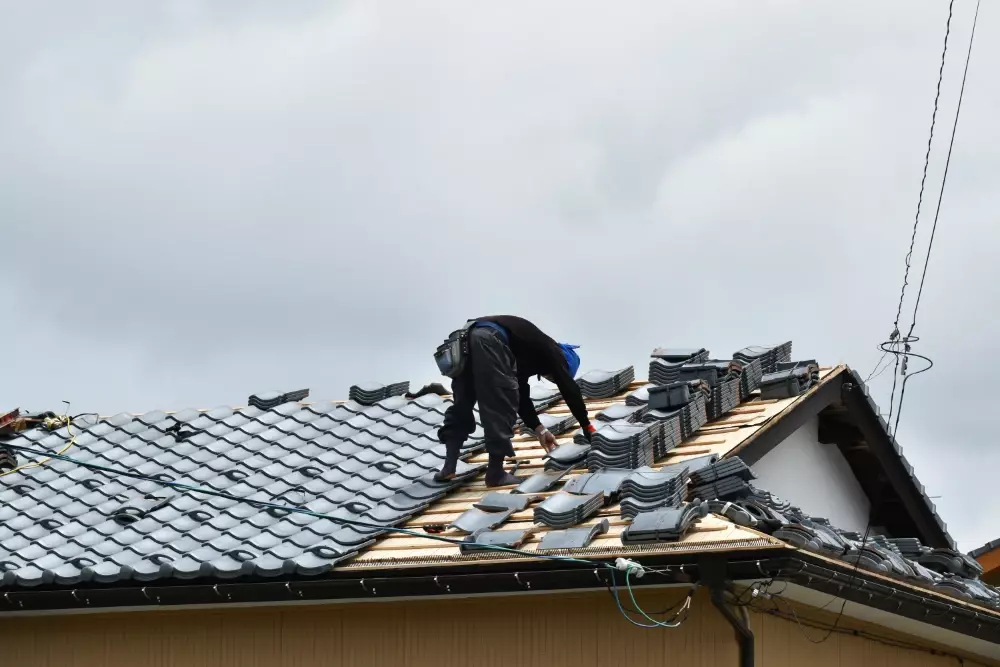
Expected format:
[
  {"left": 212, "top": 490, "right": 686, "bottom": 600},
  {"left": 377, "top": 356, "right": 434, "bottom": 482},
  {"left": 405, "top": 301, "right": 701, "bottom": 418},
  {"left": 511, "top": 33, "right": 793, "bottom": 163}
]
[
  {"left": 710, "top": 587, "right": 754, "bottom": 667},
  {"left": 700, "top": 555, "right": 754, "bottom": 667}
]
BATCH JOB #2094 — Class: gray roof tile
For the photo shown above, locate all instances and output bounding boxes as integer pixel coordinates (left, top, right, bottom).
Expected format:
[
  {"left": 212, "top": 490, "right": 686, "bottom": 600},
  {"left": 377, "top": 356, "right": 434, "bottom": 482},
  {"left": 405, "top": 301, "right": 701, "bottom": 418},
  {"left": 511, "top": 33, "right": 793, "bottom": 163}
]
[{"left": 0, "top": 385, "right": 514, "bottom": 588}]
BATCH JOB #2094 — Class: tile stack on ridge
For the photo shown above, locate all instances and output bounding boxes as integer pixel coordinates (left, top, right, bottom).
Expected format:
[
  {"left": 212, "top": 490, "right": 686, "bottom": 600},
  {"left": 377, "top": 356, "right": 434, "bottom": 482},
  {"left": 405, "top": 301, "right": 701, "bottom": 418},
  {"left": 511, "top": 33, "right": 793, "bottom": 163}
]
[
  {"left": 759, "top": 360, "right": 820, "bottom": 400},
  {"left": 639, "top": 408, "right": 683, "bottom": 458},
  {"left": 563, "top": 468, "right": 633, "bottom": 498},
  {"left": 738, "top": 357, "right": 764, "bottom": 401},
  {"left": 533, "top": 491, "right": 604, "bottom": 529},
  {"left": 595, "top": 403, "right": 647, "bottom": 423},
  {"left": 676, "top": 361, "right": 741, "bottom": 420},
  {"left": 248, "top": 388, "right": 310, "bottom": 411},
  {"left": 572, "top": 421, "right": 658, "bottom": 471},
  {"left": 733, "top": 342, "right": 793, "bottom": 374},
  {"left": 621, "top": 500, "right": 710, "bottom": 544},
  {"left": 648, "top": 348, "right": 710, "bottom": 386},
  {"left": 349, "top": 381, "right": 410, "bottom": 406},
  {"left": 688, "top": 456, "right": 756, "bottom": 501},
  {"left": 577, "top": 366, "right": 636, "bottom": 399},
  {"left": 625, "top": 383, "right": 656, "bottom": 407},
  {"left": 619, "top": 464, "right": 690, "bottom": 518},
  {"left": 644, "top": 381, "right": 709, "bottom": 439}
]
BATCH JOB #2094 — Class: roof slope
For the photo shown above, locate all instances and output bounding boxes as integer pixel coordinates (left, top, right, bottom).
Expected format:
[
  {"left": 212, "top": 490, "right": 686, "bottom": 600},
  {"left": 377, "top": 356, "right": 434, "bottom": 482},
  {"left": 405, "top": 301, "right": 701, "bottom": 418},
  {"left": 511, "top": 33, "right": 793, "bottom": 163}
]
[{"left": 0, "top": 388, "right": 561, "bottom": 587}]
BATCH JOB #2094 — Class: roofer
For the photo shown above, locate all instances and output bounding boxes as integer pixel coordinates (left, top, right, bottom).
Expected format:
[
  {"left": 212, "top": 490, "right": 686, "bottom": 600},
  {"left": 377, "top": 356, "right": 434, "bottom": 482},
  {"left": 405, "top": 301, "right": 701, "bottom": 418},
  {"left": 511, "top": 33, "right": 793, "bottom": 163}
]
[{"left": 433, "top": 315, "right": 595, "bottom": 487}]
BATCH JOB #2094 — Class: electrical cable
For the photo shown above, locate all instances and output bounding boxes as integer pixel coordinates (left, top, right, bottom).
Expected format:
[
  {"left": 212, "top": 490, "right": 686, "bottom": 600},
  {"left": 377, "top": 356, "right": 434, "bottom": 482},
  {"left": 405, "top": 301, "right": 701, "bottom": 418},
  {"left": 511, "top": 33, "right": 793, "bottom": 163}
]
[
  {"left": 605, "top": 568, "right": 693, "bottom": 628},
  {"left": 882, "top": 0, "right": 955, "bottom": 434},
  {"left": 892, "top": 0, "right": 980, "bottom": 436},
  {"left": 882, "top": 0, "right": 980, "bottom": 435},
  {"left": 0, "top": 412, "right": 93, "bottom": 478}
]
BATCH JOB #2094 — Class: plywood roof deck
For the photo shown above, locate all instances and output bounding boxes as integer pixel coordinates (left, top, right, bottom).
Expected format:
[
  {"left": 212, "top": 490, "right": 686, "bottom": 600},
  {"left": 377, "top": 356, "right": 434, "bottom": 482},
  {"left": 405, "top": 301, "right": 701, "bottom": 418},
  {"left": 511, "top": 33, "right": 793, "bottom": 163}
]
[{"left": 346, "top": 367, "right": 842, "bottom": 570}]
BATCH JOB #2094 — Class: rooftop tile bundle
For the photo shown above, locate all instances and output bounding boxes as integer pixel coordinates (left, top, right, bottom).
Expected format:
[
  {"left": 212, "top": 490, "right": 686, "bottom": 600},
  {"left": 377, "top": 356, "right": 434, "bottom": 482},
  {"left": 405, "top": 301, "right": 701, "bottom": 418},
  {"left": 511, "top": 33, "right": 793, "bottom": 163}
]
[
  {"left": 625, "top": 383, "right": 656, "bottom": 407},
  {"left": 759, "top": 361, "right": 820, "bottom": 400},
  {"left": 577, "top": 367, "right": 636, "bottom": 399},
  {"left": 248, "top": 388, "right": 310, "bottom": 411},
  {"left": 619, "top": 464, "right": 690, "bottom": 518},
  {"left": 708, "top": 376, "right": 741, "bottom": 420},
  {"left": 738, "top": 358, "right": 764, "bottom": 401},
  {"left": 643, "top": 392, "right": 708, "bottom": 440},
  {"left": 348, "top": 382, "right": 410, "bottom": 406},
  {"left": 570, "top": 421, "right": 658, "bottom": 471},
  {"left": 537, "top": 518, "right": 610, "bottom": 551},
  {"left": 533, "top": 492, "right": 604, "bottom": 529},
  {"left": 733, "top": 342, "right": 793, "bottom": 374},
  {"left": 639, "top": 409, "right": 682, "bottom": 458},
  {"left": 562, "top": 468, "right": 633, "bottom": 498},
  {"left": 687, "top": 457, "right": 756, "bottom": 501},
  {"left": 595, "top": 403, "right": 646, "bottom": 423},
  {"left": 543, "top": 441, "right": 591, "bottom": 471},
  {"left": 648, "top": 348, "right": 710, "bottom": 386},
  {"left": 621, "top": 501, "right": 709, "bottom": 544}
]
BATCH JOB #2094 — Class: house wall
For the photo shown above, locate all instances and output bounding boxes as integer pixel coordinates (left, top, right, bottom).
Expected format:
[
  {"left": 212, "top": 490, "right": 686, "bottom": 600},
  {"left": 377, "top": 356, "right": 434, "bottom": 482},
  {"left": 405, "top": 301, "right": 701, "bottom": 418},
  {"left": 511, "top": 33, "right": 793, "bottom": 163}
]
[
  {"left": 752, "top": 416, "right": 871, "bottom": 533},
  {"left": 0, "top": 588, "right": 973, "bottom": 667}
]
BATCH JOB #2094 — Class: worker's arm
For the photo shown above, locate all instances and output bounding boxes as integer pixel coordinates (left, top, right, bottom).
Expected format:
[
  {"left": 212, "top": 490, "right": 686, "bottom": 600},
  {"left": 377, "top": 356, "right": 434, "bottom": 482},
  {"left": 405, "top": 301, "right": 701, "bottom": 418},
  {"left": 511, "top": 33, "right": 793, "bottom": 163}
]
[
  {"left": 517, "top": 376, "right": 542, "bottom": 431},
  {"left": 547, "top": 354, "right": 592, "bottom": 432}
]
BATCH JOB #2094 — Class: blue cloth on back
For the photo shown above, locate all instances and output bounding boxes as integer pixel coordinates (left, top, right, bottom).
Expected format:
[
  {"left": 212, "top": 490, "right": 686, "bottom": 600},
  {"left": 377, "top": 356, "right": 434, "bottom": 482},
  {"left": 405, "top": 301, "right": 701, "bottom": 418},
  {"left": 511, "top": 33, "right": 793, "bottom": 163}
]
[
  {"left": 559, "top": 343, "right": 581, "bottom": 379},
  {"left": 474, "top": 320, "right": 509, "bottom": 343}
]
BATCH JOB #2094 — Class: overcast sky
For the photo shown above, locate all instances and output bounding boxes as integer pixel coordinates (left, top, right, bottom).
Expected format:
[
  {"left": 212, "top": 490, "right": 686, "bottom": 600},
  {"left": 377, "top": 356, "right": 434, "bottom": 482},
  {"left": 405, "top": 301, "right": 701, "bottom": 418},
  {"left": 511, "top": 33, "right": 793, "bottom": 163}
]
[{"left": 2, "top": 1, "right": 996, "bottom": 550}]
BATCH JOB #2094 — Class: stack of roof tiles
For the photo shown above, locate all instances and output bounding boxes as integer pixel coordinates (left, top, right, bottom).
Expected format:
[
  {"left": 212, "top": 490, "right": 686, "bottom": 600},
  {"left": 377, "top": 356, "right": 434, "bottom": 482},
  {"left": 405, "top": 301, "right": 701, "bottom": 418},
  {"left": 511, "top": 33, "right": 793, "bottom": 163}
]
[
  {"left": 248, "top": 388, "right": 310, "bottom": 411},
  {"left": 619, "top": 464, "right": 690, "bottom": 518},
  {"left": 348, "top": 382, "right": 410, "bottom": 406},
  {"left": 578, "top": 421, "right": 658, "bottom": 471},
  {"left": 733, "top": 342, "right": 793, "bottom": 374},
  {"left": 532, "top": 491, "right": 604, "bottom": 528},
  {"left": 759, "top": 361, "right": 821, "bottom": 400},
  {"left": 563, "top": 468, "right": 632, "bottom": 498},
  {"left": 577, "top": 367, "right": 636, "bottom": 399},
  {"left": 644, "top": 382, "right": 709, "bottom": 439},
  {"left": 675, "top": 361, "right": 744, "bottom": 420},
  {"left": 621, "top": 500, "right": 709, "bottom": 544},
  {"left": 639, "top": 409, "right": 683, "bottom": 458},
  {"left": 625, "top": 383, "right": 656, "bottom": 407},
  {"left": 648, "top": 348, "right": 710, "bottom": 386},
  {"left": 687, "top": 457, "right": 756, "bottom": 501}
]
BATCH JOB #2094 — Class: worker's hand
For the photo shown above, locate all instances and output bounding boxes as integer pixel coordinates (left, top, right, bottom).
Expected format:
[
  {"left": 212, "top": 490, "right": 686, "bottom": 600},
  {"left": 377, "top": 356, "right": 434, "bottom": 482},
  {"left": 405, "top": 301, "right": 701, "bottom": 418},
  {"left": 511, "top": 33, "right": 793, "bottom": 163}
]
[
  {"left": 535, "top": 426, "right": 557, "bottom": 453},
  {"left": 581, "top": 423, "right": 597, "bottom": 443}
]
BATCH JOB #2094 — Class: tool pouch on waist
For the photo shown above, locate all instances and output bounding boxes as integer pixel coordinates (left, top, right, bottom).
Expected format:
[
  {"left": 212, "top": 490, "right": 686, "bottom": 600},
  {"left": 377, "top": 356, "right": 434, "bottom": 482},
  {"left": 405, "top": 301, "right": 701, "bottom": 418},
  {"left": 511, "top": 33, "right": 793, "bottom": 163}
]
[{"left": 434, "top": 320, "right": 476, "bottom": 378}]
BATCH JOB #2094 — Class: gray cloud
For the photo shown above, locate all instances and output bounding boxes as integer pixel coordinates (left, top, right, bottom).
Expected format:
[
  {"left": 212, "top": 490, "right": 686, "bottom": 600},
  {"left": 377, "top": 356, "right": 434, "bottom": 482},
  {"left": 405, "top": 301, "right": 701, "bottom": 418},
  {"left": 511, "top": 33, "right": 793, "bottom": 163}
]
[{"left": 1, "top": 0, "right": 996, "bottom": 549}]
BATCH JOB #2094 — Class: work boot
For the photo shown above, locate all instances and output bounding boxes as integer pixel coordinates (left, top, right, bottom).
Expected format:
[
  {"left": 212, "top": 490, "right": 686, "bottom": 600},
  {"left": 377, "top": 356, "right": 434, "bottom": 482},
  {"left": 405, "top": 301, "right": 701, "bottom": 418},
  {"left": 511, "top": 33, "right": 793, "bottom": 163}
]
[
  {"left": 433, "top": 440, "right": 462, "bottom": 483},
  {"left": 484, "top": 451, "right": 521, "bottom": 488}
]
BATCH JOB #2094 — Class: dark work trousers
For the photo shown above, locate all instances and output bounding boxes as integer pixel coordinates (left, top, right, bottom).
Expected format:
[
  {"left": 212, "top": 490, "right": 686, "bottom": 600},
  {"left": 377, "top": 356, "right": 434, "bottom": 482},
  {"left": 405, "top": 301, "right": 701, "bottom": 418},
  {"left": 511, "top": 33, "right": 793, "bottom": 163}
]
[{"left": 438, "top": 327, "right": 518, "bottom": 476}]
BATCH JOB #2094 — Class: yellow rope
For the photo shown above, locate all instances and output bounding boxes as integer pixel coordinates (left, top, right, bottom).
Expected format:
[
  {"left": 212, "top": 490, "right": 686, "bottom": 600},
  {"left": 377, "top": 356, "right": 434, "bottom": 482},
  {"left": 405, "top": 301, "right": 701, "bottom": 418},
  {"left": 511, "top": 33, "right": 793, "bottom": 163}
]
[{"left": 0, "top": 416, "right": 76, "bottom": 478}]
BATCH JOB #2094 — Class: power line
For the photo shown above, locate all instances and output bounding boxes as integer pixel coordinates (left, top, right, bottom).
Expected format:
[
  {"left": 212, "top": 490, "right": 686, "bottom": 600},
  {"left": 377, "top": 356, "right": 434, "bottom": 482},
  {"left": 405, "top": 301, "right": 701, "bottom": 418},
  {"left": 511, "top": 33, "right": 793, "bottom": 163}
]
[{"left": 890, "top": 0, "right": 980, "bottom": 436}]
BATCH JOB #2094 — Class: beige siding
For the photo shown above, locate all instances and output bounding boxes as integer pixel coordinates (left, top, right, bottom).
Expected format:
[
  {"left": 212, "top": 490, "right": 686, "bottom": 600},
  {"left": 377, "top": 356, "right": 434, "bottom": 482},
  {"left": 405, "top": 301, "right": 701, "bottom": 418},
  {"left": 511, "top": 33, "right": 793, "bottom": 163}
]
[{"left": 0, "top": 589, "right": 983, "bottom": 667}]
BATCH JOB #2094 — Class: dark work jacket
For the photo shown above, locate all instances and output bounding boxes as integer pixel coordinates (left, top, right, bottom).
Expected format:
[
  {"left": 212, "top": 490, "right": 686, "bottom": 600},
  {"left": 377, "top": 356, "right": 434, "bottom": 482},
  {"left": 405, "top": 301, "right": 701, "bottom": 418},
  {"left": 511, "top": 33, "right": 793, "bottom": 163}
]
[{"left": 474, "top": 315, "right": 591, "bottom": 431}]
